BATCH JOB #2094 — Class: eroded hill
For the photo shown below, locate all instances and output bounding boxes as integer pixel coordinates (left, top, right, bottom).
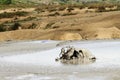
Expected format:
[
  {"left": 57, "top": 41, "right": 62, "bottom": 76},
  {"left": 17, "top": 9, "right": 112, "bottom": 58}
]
[{"left": 0, "top": 5, "right": 120, "bottom": 41}]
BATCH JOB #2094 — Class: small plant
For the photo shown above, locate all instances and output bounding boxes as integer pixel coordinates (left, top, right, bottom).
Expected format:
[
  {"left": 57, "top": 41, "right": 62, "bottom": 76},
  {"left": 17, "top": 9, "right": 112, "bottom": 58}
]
[
  {"left": 0, "top": 11, "right": 28, "bottom": 19},
  {"left": 48, "top": 8, "right": 58, "bottom": 12},
  {"left": 112, "top": 33, "right": 120, "bottom": 39},
  {"left": 0, "top": 24, "right": 6, "bottom": 32},
  {"left": 67, "top": 6, "right": 74, "bottom": 12},
  {"left": 22, "top": 16, "right": 36, "bottom": 21},
  {"left": 11, "top": 22, "right": 21, "bottom": 30},
  {"left": 35, "top": 7, "right": 45, "bottom": 13},
  {"left": 45, "top": 22, "right": 55, "bottom": 29},
  {"left": 62, "top": 12, "right": 77, "bottom": 16},
  {"left": 15, "top": 11, "right": 28, "bottom": 16},
  {"left": 48, "top": 12, "right": 60, "bottom": 16},
  {"left": 58, "top": 6, "right": 66, "bottom": 11},
  {"left": 0, "top": 0, "right": 12, "bottom": 4},
  {"left": 52, "top": 26, "right": 60, "bottom": 29},
  {"left": 28, "top": 23, "right": 37, "bottom": 29},
  {"left": 97, "top": 6, "right": 106, "bottom": 12}
]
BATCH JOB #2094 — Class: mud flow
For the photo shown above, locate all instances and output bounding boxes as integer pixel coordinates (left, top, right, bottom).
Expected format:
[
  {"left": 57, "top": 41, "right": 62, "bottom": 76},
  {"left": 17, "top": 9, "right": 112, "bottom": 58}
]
[{"left": 0, "top": 40, "right": 120, "bottom": 80}]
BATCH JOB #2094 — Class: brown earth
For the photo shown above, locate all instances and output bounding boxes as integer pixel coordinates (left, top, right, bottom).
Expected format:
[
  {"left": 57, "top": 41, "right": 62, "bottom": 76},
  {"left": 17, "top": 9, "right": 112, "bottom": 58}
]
[{"left": 0, "top": 7, "right": 120, "bottom": 41}]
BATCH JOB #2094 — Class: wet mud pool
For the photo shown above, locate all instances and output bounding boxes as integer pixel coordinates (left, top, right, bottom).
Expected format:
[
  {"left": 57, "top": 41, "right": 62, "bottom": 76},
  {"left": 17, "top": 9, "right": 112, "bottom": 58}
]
[{"left": 0, "top": 40, "right": 120, "bottom": 80}]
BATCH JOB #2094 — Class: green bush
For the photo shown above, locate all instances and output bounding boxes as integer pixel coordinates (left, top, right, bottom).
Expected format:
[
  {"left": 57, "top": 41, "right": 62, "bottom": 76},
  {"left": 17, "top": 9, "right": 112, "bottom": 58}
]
[{"left": 0, "top": 0, "right": 12, "bottom": 4}]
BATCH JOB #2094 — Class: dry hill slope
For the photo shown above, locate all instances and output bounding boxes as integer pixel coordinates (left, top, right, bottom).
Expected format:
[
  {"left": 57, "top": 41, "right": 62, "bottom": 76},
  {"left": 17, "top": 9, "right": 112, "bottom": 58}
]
[{"left": 0, "top": 8, "right": 120, "bottom": 41}]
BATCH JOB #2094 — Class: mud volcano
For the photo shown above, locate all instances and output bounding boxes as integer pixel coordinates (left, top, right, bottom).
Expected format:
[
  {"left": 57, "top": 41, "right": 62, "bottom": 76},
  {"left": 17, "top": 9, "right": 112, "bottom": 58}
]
[{"left": 55, "top": 46, "right": 96, "bottom": 65}]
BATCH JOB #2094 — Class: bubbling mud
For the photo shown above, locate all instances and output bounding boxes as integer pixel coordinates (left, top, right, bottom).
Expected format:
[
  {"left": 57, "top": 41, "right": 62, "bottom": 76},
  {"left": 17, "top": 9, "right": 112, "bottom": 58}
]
[{"left": 55, "top": 46, "right": 96, "bottom": 65}]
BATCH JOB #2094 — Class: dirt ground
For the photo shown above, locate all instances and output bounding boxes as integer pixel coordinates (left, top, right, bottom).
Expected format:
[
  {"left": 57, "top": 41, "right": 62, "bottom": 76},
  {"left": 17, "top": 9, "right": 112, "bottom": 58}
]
[{"left": 0, "top": 7, "right": 120, "bottom": 41}]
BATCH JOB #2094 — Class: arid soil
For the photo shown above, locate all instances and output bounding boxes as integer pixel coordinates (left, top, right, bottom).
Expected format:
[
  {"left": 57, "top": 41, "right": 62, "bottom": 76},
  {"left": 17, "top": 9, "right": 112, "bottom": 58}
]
[{"left": 0, "top": 7, "right": 120, "bottom": 41}]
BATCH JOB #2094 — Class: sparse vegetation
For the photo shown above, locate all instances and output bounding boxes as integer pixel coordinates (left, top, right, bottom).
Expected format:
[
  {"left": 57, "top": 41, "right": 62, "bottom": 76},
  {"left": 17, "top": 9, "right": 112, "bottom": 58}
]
[
  {"left": 45, "top": 22, "right": 55, "bottom": 29},
  {"left": 11, "top": 22, "right": 21, "bottom": 30},
  {"left": 20, "top": 16, "right": 37, "bottom": 22},
  {"left": 0, "top": 24, "right": 6, "bottom": 32},
  {"left": 0, "top": 0, "right": 12, "bottom": 4},
  {"left": 0, "top": 0, "right": 120, "bottom": 41},
  {"left": 97, "top": 6, "right": 106, "bottom": 12},
  {"left": 0, "top": 22, "right": 21, "bottom": 32},
  {"left": 28, "top": 23, "right": 37, "bottom": 29},
  {"left": 62, "top": 12, "right": 77, "bottom": 16},
  {"left": 112, "top": 33, "right": 120, "bottom": 39},
  {"left": 58, "top": 6, "right": 66, "bottom": 11},
  {"left": 48, "top": 12, "right": 60, "bottom": 16},
  {"left": 0, "top": 11, "right": 28, "bottom": 19}
]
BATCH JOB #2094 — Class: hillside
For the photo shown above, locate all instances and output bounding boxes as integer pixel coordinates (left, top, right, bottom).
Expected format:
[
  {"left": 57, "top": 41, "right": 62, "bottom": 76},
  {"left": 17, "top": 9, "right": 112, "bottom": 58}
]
[
  {"left": 12, "top": 0, "right": 120, "bottom": 5},
  {"left": 0, "top": 1, "right": 120, "bottom": 41},
  {"left": 0, "top": 6, "right": 120, "bottom": 41}
]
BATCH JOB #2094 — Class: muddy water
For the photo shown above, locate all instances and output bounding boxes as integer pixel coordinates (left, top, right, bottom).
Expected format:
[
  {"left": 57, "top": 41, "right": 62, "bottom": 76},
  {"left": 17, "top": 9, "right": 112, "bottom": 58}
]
[{"left": 0, "top": 40, "right": 120, "bottom": 80}]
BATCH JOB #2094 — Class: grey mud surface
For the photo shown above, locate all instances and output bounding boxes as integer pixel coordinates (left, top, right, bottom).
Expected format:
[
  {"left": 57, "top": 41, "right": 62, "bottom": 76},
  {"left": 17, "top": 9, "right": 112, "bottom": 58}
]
[{"left": 0, "top": 40, "right": 120, "bottom": 80}]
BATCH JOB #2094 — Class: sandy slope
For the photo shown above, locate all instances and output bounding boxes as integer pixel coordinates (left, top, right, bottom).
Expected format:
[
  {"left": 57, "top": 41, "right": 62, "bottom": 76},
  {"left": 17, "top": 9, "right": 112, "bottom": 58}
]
[{"left": 0, "top": 9, "right": 120, "bottom": 41}]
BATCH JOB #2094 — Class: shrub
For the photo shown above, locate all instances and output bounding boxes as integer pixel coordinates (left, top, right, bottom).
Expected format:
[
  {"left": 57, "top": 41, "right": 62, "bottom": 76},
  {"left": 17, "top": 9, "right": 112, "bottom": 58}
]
[
  {"left": 58, "top": 6, "right": 66, "bottom": 11},
  {"left": 45, "top": 22, "right": 55, "bottom": 29},
  {"left": 0, "top": 11, "right": 28, "bottom": 19},
  {"left": 35, "top": 7, "right": 45, "bottom": 13},
  {"left": 11, "top": 22, "right": 21, "bottom": 30},
  {"left": 22, "top": 16, "right": 36, "bottom": 22},
  {"left": 0, "top": 24, "right": 6, "bottom": 32},
  {"left": 48, "top": 8, "right": 58, "bottom": 12},
  {"left": 48, "top": 12, "right": 60, "bottom": 16},
  {"left": 67, "top": 6, "right": 74, "bottom": 12},
  {"left": 0, "top": 0, "right": 12, "bottom": 4},
  {"left": 97, "top": 6, "right": 106, "bottom": 12},
  {"left": 28, "top": 23, "right": 37, "bottom": 29},
  {"left": 62, "top": 12, "right": 77, "bottom": 16}
]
